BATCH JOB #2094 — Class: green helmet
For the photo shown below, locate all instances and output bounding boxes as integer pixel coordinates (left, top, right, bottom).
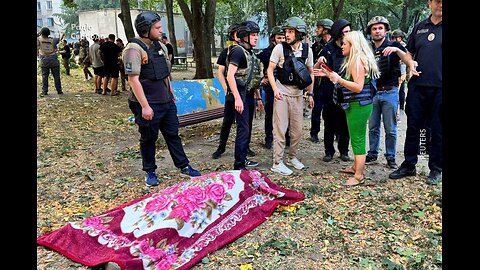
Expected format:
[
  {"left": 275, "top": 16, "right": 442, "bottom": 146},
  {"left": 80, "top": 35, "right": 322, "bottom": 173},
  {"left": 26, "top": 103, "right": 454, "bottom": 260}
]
[
  {"left": 367, "top": 16, "right": 390, "bottom": 33},
  {"left": 391, "top": 29, "right": 406, "bottom": 38},
  {"left": 317, "top": 19, "right": 334, "bottom": 29},
  {"left": 283, "top": 16, "right": 307, "bottom": 36},
  {"left": 270, "top": 26, "right": 284, "bottom": 37}
]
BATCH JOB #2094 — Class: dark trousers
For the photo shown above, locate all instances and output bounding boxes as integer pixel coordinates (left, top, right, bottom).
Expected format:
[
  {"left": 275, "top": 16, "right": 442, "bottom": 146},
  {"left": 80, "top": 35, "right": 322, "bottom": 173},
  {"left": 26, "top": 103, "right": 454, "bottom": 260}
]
[
  {"left": 263, "top": 85, "right": 290, "bottom": 144},
  {"left": 401, "top": 84, "right": 442, "bottom": 172},
  {"left": 233, "top": 94, "right": 251, "bottom": 168},
  {"left": 41, "top": 65, "right": 62, "bottom": 93},
  {"left": 217, "top": 93, "right": 236, "bottom": 151},
  {"left": 310, "top": 88, "right": 323, "bottom": 137},
  {"left": 322, "top": 99, "right": 350, "bottom": 156},
  {"left": 62, "top": 57, "right": 70, "bottom": 75},
  {"left": 399, "top": 80, "right": 406, "bottom": 110},
  {"left": 128, "top": 100, "right": 189, "bottom": 172},
  {"left": 246, "top": 93, "right": 255, "bottom": 149}
]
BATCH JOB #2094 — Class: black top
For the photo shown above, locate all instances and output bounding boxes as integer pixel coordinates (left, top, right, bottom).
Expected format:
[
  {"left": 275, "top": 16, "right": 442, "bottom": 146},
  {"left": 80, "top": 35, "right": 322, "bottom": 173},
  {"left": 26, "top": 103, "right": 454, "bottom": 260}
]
[
  {"left": 227, "top": 45, "right": 248, "bottom": 68},
  {"left": 217, "top": 48, "right": 228, "bottom": 66},
  {"left": 99, "top": 41, "right": 122, "bottom": 65},
  {"left": 406, "top": 15, "right": 442, "bottom": 88}
]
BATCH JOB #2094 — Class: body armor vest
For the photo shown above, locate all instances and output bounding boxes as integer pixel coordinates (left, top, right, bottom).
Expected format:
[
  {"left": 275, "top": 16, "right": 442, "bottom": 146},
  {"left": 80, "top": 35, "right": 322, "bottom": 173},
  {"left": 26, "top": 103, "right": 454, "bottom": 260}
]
[
  {"left": 128, "top": 38, "right": 170, "bottom": 81},
  {"left": 334, "top": 76, "right": 377, "bottom": 109},
  {"left": 225, "top": 43, "right": 261, "bottom": 93},
  {"left": 373, "top": 40, "right": 400, "bottom": 79},
  {"left": 38, "top": 36, "right": 55, "bottom": 56},
  {"left": 277, "top": 42, "right": 308, "bottom": 86}
]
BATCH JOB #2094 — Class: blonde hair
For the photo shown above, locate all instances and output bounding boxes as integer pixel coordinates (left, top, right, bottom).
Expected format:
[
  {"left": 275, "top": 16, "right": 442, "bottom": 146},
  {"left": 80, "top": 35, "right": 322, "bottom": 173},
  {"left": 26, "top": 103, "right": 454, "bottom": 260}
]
[{"left": 340, "top": 31, "right": 380, "bottom": 80}]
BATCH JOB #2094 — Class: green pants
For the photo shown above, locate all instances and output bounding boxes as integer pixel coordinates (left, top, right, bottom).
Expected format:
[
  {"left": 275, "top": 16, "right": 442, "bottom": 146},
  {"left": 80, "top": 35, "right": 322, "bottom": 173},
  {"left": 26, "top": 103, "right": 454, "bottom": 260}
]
[{"left": 344, "top": 102, "right": 373, "bottom": 155}]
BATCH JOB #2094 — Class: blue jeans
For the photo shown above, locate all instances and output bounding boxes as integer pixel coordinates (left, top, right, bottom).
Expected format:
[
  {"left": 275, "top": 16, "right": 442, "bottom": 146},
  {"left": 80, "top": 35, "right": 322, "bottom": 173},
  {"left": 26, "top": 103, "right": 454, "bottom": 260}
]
[{"left": 367, "top": 88, "right": 399, "bottom": 160}]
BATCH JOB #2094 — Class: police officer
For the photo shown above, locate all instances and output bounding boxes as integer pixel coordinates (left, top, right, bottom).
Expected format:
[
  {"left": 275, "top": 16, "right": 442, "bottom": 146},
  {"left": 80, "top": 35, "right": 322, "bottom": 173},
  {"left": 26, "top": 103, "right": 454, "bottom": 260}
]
[
  {"left": 122, "top": 11, "right": 201, "bottom": 186},
  {"left": 267, "top": 16, "right": 314, "bottom": 176},
  {"left": 310, "top": 18, "right": 333, "bottom": 143},
  {"left": 256, "top": 25, "right": 288, "bottom": 149},
  {"left": 211, "top": 23, "right": 240, "bottom": 159},
  {"left": 365, "top": 16, "right": 411, "bottom": 169},
  {"left": 314, "top": 19, "right": 352, "bottom": 162},
  {"left": 390, "top": 0, "right": 442, "bottom": 185},
  {"left": 227, "top": 21, "right": 261, "bottom": 170},
  {"left": 37, "top": 27, "right": 63, "bottom": 96}
]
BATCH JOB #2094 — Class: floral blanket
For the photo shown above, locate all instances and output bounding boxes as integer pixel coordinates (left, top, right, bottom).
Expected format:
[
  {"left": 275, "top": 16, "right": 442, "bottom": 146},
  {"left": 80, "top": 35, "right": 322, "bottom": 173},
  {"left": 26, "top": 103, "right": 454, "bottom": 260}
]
[{"left": 37, "top": 170, "right": 305, "bottom": 269}]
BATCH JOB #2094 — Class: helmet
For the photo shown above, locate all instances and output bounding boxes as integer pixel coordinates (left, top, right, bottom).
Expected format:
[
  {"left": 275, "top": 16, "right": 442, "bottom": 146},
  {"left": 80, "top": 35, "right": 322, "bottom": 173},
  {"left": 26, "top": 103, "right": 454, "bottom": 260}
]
[
  {"left": 391, "top": 29, "right": 406, "bottom": 38},
  {"left": 283, "top": 16, "right": 307, "bottom": 35},
  {"left": 270, "top": 26, "right": 284, "bottom": 37},
  {"left": 316, "top": 19, "right": 334, "bottom": 29},
  {"left": 227, "top": 23, "right": 241, "bottom": 41},
  {"left": 40, "top": 27, "right": 50, "bottom": 36},
  {"left": 367, "top": 16, "right": 390, "bottom": 33},
  {"left": 135, "top": 11, "right": 161, "bottom": 38},
  {"left": 237, "top": 21, "right": 260, "bottom": 39},
  {"left": 331, "top": 19, "right": 351, "bottom": 41}
]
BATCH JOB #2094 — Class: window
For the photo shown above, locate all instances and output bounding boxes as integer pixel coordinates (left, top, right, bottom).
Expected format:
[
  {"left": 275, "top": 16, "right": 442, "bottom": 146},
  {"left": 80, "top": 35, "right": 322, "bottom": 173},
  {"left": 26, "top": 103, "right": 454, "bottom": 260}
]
[
  {"left": 37, "top": 2, "right": 41, "bottom": 11},
  {"left": 37, "top": 19, "right": 43, "bottom": 27},
  {"left": 46, "top": 1, "right": 52, "bottom": 10},
  {"left": 47, "top": 18, "right": 54, "bottom": 27}
]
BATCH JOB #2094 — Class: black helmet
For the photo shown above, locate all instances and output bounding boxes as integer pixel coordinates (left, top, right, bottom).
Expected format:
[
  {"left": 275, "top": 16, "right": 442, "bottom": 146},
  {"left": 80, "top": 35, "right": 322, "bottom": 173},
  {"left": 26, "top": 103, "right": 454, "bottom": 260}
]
[
  {"left": 367, "top": 16, "right": 390, "bottom": 33},
  {"left": 228, "top": 23, "right": 241, "bottom": 41},
  {"left": 40, "top": 27, "right": 50, "bottom": 36},
  {"left": 237, "top": 21, "right": 260, "bottom": 39},
  {"left": 135, "top": 11, "right": 161, "bottom": 38},
  {"left": 331, "top": 19, "right": 351, "bottom": 41}
]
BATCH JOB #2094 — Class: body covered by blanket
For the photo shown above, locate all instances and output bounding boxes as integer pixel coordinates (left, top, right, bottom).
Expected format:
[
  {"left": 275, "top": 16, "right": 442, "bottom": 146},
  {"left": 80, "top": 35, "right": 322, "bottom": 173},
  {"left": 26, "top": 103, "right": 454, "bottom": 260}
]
[{"left": 37, "top": 170, "right": 305, "bottom": 269}]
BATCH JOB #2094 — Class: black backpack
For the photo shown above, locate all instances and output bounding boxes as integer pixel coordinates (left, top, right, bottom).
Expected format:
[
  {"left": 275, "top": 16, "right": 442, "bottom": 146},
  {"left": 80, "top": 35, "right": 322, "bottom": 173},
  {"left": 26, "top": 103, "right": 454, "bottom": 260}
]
[{"left": 277, "top": 42, "right": 312, "bottom": 89}]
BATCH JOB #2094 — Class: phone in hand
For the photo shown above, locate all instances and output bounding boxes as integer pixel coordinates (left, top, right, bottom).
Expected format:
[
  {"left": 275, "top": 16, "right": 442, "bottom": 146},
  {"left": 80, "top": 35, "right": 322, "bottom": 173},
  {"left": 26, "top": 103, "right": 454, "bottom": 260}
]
[{"left": 321, "top": 63, "right": 333, "bottom": 72}]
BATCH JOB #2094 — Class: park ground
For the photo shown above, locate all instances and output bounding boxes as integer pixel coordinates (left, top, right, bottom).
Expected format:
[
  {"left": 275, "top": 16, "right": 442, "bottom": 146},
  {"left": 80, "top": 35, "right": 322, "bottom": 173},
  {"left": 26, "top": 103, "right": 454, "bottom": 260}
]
[{"left": 37, "top": 61, "right": 442, "bottom": 270}]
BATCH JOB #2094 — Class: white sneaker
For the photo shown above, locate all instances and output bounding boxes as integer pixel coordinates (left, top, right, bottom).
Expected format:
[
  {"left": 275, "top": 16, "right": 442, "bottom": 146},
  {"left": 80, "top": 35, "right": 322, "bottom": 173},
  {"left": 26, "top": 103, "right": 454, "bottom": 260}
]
[
  {"left": 286, "top": 157, "right": 305, "bottom": 170},
  {"left": 271, "top": 162, "right": 293, "bottom": 176}
]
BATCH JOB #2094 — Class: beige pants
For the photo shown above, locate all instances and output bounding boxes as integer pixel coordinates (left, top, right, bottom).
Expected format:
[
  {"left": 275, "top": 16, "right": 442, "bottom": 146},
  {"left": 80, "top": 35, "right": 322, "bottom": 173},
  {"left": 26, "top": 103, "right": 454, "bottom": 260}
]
[{"left": 272, "top": 95, "right": 304, "bottom": 164}]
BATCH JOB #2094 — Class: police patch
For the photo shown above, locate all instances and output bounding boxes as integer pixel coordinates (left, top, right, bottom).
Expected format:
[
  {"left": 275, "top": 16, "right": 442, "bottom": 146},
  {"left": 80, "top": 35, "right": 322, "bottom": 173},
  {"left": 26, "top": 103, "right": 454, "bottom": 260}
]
[{"left": 125, "top": 62, "right": 132, "bottom": 72}]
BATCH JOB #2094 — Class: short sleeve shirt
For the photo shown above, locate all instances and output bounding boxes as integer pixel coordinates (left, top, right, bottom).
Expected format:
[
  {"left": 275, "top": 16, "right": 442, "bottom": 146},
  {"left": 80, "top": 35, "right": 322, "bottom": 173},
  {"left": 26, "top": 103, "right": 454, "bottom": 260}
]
[{"left": 270, "top": 42, "right": 314, "bottom": 96}]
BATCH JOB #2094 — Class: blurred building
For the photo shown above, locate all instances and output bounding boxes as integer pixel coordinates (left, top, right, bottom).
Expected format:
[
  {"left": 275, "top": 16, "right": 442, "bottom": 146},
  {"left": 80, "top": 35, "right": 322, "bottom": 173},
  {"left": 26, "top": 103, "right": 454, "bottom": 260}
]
[{"left": 36, "top": 0, "right": 64, "bottom": 38}]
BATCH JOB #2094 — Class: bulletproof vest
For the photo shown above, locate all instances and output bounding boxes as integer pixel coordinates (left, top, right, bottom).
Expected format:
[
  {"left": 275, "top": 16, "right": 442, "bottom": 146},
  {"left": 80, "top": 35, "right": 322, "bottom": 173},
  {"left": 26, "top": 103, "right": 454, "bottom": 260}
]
[
  {"left": 334, "top": 76, "right": 376, "bottom": 108},
  {"left": 38, "top": 36, "right": 55, "bottom": 56},
  {"left": 225, "top": 43, "right": 260, "bottom": 92},
  {"left": 373, "top": 40, "right": 400, "bottom": 79},
  {"left": 128, "top": 38, "right": 170, "bottom": 81},
  {"left": 277, "top": 42, "right": 309, "bottom": 86}
]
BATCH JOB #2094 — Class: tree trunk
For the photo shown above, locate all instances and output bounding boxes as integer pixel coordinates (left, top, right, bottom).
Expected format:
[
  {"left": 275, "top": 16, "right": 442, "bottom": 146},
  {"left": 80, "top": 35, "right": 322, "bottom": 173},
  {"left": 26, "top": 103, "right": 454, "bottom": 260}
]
[
  {"left": 118, "top": 0, "right": 135, "bottom": 40},
  {"left": 165, "top": 0, "right": 178, "bottom": 56},
  {"left": 331, "top": 0, "right": 346, "bottom": 21},
  {"left": 177, "top": 0, "right": 216, "bottom": 79},
  {"left": 400, "top": 3, "right": 409, "bottom": 32},
  {"left": 266, "top": 0, "right": 276, "bottom": 32},
  {"left": 211, "top": 27, "right": 217, "bottom": 57}
]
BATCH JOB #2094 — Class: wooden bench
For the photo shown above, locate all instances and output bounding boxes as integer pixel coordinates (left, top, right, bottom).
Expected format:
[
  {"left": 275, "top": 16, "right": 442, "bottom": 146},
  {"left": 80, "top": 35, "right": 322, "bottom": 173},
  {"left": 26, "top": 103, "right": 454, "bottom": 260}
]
[
  {"left": 172, "top": 56, "right": 188, "bottom": 70},
  {"left": 178, "top": 107, "right": 224, "bottom": 127}
]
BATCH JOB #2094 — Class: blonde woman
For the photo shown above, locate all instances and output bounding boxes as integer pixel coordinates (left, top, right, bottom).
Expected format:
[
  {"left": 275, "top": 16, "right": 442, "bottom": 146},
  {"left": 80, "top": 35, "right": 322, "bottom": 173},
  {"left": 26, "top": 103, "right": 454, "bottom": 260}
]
[{"left": 314, "top": 31, "right": 380, "bottom": 186}]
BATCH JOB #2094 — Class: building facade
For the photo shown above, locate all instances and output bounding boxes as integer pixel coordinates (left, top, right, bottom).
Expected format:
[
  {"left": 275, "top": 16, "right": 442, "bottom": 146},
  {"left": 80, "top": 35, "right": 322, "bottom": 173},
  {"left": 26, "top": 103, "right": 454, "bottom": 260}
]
[{"left": 37, "top": 0, "right": 63, "bottom": 38}]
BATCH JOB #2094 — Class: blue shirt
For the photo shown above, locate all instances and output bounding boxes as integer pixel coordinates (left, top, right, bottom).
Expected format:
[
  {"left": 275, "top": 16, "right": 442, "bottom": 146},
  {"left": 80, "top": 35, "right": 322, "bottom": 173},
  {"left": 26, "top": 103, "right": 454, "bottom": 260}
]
[{"left": 406, "top": 15, "right": 442, "bottom": 88}]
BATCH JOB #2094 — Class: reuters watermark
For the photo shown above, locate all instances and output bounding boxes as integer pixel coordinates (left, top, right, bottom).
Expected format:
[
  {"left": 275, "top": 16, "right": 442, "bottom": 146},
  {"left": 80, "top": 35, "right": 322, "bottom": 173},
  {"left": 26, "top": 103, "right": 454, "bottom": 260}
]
[{"left": 419, "top": 128, "right": 428, "bottom": 159}]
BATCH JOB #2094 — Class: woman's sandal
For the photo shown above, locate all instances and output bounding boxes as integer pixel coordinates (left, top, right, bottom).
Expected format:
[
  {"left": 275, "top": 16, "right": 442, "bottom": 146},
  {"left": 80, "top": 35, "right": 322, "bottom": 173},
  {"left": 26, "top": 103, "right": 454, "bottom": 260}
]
[
  {"left": 343, "top": 175, "right": 365, "bottom": 187},
  {"left": 340, "top": 166, "right": 355, "bottom": 174}
]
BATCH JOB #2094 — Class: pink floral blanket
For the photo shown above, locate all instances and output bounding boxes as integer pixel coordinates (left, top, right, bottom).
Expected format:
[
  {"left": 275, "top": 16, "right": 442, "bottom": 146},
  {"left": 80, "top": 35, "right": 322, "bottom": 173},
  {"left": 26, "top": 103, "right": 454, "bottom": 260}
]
[{"left": 37, "top": 170, "right": 305, "bottom": 269}]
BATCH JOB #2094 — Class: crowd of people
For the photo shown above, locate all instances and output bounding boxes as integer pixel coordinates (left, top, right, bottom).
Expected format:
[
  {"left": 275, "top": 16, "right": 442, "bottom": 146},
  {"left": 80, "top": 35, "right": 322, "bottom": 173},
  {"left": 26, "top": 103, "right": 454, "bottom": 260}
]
[{"left": 37, "top": 0, "right": 442, "bottom": 187}]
